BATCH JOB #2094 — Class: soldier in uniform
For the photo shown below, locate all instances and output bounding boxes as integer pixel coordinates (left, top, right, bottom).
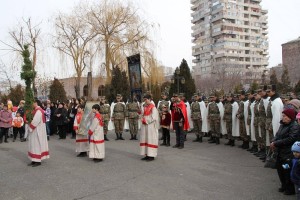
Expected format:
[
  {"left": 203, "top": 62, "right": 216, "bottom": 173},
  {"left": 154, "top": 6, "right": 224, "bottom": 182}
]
[
  {"left": 125, "top": 97, "right": 140, "bottom": 140},
  {"left": 191, "top": 93, "right": 203, "bottom": 143},
  {"left": 256, "top": 85, "right": 269, "bottom": 161},
  {"left": 237, "top": 91, "right": 249, "bottom": 149},
  {"left": 253, "top": 91, "right": 262, "bottom": 153},
  {"left": 247, "top": 90, "right": 257, "bottom": 152},
  {"left": 100, "top": 97, "right": 110, "bottom": 141},
  {"left": 157, "top": 93, "right": 170, "bottom": 140},
  {"left": 208, "top": 93, "right": 221, "bottom": 144},
  {"left": 224, "top": 94, "right": 233, "bottom": 146},
  {"left": 112, "top": 94, "right": 126, "bottom": 140}
]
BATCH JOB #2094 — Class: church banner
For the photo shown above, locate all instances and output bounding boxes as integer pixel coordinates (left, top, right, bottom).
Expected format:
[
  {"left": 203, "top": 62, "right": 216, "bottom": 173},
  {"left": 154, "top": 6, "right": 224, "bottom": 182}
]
[{"left": 127, "top": 54, "right": 142, "bottom": 102}]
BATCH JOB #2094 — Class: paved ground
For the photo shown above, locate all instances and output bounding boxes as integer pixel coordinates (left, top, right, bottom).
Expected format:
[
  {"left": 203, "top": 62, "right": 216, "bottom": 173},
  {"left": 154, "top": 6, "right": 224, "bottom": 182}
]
[{"left": 0, "top": 131, "right": 295, "bottom": 200}]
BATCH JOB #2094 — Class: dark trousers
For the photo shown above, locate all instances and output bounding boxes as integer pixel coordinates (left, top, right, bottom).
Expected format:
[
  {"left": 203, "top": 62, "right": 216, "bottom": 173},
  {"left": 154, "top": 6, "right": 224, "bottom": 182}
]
[
  {"left": 174, "top": 122, "right": 184, "bottom": 146},
  {"left": 276, "top": 160, "right": 295, "bottom": 193},
  {"left": 13, "top": 127, "right": 23, "bottom": 139},
  {"left": 0, "top": 127, "right": 9, "bottom": 142},
  {"left": 57, "top": 125, "right": 67, "bottom": 139},
  {"left": 162, "top": 127, "right": 170, "bottom": 144}
]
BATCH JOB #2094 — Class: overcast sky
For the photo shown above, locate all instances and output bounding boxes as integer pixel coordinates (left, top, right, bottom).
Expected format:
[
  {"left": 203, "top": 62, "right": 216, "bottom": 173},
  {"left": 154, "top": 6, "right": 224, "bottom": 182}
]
[{"left": 1, "top": 0, "right": 300, "bottom": 78}]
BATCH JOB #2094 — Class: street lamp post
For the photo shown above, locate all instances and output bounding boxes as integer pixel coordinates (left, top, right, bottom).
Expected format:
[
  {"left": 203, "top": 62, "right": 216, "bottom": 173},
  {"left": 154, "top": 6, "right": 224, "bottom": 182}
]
[{"left": 171, "top": 67, "right": 185, "bottom": 93}]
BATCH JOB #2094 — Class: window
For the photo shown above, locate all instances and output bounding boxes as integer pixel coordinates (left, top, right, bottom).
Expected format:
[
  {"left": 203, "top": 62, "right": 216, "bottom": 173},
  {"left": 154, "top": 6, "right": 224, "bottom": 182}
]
[{"left": 98, "top": 85, "right": 105, "bottom": 97}]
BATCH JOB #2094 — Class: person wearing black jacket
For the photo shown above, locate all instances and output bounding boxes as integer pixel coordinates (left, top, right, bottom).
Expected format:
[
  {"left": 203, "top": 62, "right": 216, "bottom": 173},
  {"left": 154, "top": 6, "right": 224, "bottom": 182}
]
[
  {"left": 270, "top": 108, "right": 300, "bottom": 195},
  {"left": 55, "top": 102, "right": 68, "bottom": 139}
]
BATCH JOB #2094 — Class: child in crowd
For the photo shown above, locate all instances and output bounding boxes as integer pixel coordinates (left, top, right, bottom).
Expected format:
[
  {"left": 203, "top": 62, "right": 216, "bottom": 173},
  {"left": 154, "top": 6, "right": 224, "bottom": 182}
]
[
  {"left": 160, "top": 105, "right": 171, "bottom": 147},
  {"left": 12, "top": 112, "right": 24, "bottom": 142},
  {"left": 291, "top": 141, "right": 300, "bottom": 199}
]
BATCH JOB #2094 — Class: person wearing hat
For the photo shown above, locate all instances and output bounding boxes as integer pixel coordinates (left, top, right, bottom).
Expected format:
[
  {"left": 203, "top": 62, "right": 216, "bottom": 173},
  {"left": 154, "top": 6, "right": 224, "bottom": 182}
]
[
  {"left": 266, "top": 85, "right": 284, "bottom": 148},
  {"left": 224, "top": 94, "right": 233, "bottom": 146},
  {"left": 157, "top": 93, "right": 171, "bottom": 141},
  {"left": 237, "top": 90, "right": 249, "bottom": 149},
  {"left": 270, "top": 108, "right": 300, "bottom": 195},
  {"left": 246, "top": 90, "right": 257, "bottom": 152},
  {"left": 111, "top": 94, "right": 126, "bottom": 140},
  {"left": 191, "top": 93, "right": 203, "bottom": 143},
  {"left": 207, "top": 93, "right": 221, "bottom": 144},
  {"left": 255, "top": 85, "right": 270, "bottom": 161},
  {"left": 291, "top": 141, "right": 300, "bottom": 198},
  {"left": 100, "top": 97, "right": 111, "bottom": 141},
  {"left": 171, "top": 93, "right": 189, "bottom": 149},
  {"left": 140, "top": 94, "right": 159, "bottom": 161},
  {"left": 54, "top": 102, "right": 68, "bottom": 139},
  {"left": 125, "top": 96, "right": 140, "bottom": 140},
  {"left": 253, "top": 91, "right": 263, "bottom": 154}
]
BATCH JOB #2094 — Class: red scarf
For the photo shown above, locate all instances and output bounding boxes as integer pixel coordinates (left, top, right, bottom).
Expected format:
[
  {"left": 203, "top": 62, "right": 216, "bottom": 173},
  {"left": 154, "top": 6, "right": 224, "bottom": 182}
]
[
  {"left": 32, "top": 106, "right": 46, "bottom": 123},
  {"left": 95, "top": 112, "right": 103, "bottom": 126},
  {"left": 76, "top": 113, "right": 82, "bottom": 125},
  {"left": 143, "top": 103, "right": 155, "bottom": 116},
  {"left": 171, "top": 101, "right": 189, "bottom": 131}
]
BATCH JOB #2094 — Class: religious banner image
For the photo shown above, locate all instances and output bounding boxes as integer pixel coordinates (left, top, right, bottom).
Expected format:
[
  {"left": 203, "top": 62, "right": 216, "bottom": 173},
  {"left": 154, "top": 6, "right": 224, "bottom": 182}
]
[
  {"left": 127, "top": 54, "right": 142, "bottom": 101},
  {"left": 78, "top": 101, "right": 98, "bottom": 135}
]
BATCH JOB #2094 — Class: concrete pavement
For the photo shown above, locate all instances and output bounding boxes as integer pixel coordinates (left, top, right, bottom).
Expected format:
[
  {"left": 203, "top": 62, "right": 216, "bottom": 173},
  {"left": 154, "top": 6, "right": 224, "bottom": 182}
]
[{"left": 0, "top": 132, "right": 294, "bottom": 200}]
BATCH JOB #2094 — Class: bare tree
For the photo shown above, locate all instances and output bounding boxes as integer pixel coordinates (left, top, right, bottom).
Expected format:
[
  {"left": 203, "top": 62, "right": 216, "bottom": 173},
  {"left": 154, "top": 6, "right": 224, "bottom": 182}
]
[
  {"left": 53, "top": 6, "right": 97, "bottom": 99},
  {"left": 0, "top": 18, "right": 41, "bottom": 96},
  {"left": 86, "top": 0, "right": 150, "bottom": 81}
]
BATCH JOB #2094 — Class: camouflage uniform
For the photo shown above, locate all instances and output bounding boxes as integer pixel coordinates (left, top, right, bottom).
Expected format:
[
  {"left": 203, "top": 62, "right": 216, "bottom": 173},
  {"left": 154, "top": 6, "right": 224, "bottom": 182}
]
[
  {"left": 266, "top": 101, "right": 273, "bottom": 143},
  {"left": 191, "top": 100, "right": 202, "bottom": 140},
  {"left": 253, "top": 100, "right": 261, "bottom": 145},
  {"left": 208, "top": 101, "right": 220, "bottom": 139},
  {"left": 258, "top": 98, "right": 267, "bottom": 148},
  {"left": 100, "top": 103, "right": 110, "bottom": 134},
  {"left": 113, "top": 102, "right": 126, "bottom": 140},
  {"left": 125, "top": 102, "right": 140, "bottom": 139},
  {"left": 237, "top": 99, "right": 247, "bottom": 141},
  {"left": 224, "top": 101, "right": 233, "bottom": 140}
]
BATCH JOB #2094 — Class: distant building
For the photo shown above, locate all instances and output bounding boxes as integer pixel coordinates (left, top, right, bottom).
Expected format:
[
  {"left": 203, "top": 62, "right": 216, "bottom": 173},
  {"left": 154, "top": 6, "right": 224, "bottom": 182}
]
[
  {"left": 59, "top": 76, "right": 106, "bottom": 100},
  {"left": 270, "top": 64, "right": 283, "bottom": 80},
  {"left": 282, "top": 37, "right": 300, "bottom": 85},
  {"left": 191, "top": 0, "right": 269, "bottom": 84}
]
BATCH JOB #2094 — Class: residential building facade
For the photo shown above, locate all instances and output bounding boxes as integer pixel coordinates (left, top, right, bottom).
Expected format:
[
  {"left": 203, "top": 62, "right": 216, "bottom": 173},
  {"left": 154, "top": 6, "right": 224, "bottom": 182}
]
[
  {"left": 282, "top": 37, "right": 300, "bottom": 86},
  {"left": 191, "top": 0, "right": 269, "bottom": 85}
]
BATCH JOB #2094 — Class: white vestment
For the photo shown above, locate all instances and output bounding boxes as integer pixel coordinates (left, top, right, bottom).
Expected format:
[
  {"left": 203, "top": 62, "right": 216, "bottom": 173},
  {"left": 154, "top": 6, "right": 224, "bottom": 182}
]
[
  {"left": 28, "top": 107, "right": 49, "bottom": 162},
  {"left": 232, "top": 101, "right": 240, "bottom": 137},
  {"left": 217, "top": 102, "right": 226, "bottom": 135},
  {"left": 244, "top": 100, "right": 250, "bottom": 136},
  {"left": 88, "top": 115, "right": 105, "bottom": 159}
]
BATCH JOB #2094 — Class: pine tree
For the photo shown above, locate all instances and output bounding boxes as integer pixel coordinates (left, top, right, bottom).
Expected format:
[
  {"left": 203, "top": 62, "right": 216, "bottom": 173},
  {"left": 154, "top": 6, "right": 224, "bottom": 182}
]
[
  {"left": 169, "top": 59, "right": 196, "bottom": 100},
  {"left": 281, "top": 65, "right": 292, "bottom": 93},
  {"left": 233, "top": 83, "right": 243, "bottom": 94},
  {"left": 106, "top": 66, "right": 130, "bottom": 103},
  {"left": 8, "top": 84, "right": 25, "bottom": 105},
  {"left": 20, "top": 45, "right": 36, "bottom": 123},
  {"left": 49, "top": 78, "right": 67, "bottom": 103},
  {"left": 250, "top": 81, "right": 259, "bottom": 92},
  {"left": 269, "top": 70, "right": 279, "bottom": 85},
  {"left": 294, "top": 80, "right": 300, "bottom": 94}
]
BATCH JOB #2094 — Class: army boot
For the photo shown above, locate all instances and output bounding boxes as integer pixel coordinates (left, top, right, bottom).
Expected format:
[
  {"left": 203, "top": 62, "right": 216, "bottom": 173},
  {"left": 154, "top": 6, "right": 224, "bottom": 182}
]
[
  {"left": 134, "top": 135, "right": 138, "bottom": 140},
  {"left": 250, "top": 145, "right": 258, "bottom": 153},
  {"left": 104, "top": 134, "right": 109, "bottom": 141},
  {"left": 208, "top": 137, "right": 216, "bottom": 144},
  {"left": 193, "top": 135, "right": 200, "bottom": 142},
  {"left": 215, "top": 137, "right": 220, "bottom": 145},
  {"left": 115, "top": 133, "right": 120, "bottom": 140},
  {"left": 130, "top": 134, "right": 134, "bottom": 140},
  {"left": 243, "top": 141, "right": 250, "bottom": 149},
  {"left": 225, "top": 139, "right": 232, "bottom": 146},
  {"left": 199, "top": 136, "right": 203, "bottom": 143},
  {"left": 119, "top": 133, "right": 125, "bottom": 140},
  {"left": 231, "top": 140, "right": 235, "bottom": 147},
  {"left": 208, "top": 136, "right": 214, "bottom": 142}
]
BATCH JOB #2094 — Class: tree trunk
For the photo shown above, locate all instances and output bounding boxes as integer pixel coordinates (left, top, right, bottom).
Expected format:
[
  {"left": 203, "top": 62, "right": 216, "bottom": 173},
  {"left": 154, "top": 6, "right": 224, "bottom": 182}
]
[
  {"left": 105, "top": 41, "right": 111, "bottom": 83},
  {"left": 75, "top": 77, "right": 81, "bottom": 99}
]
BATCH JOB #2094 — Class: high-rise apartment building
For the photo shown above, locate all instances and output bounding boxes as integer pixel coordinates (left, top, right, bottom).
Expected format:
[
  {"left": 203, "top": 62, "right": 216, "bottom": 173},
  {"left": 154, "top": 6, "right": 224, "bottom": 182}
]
[{"left": 191, "top": 0, "right": 269, "bottom": 84}]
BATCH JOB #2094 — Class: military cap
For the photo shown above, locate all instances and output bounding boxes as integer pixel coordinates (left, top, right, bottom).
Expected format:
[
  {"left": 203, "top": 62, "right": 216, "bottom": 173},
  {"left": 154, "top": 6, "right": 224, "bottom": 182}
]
[
  {"left": 116, "top": 94, "right": 122, "bottom": 97},
  {"left": 161, "top": 92, "right": 167, "bottom": 96},
  {"left": 209, "top": 93, "right": 216, "bottom": 98},
  {"left": 173, "top": 93, "right": 178, "bottom": 97},
  {"left": 179, "top": 93, "right": 185, "bottom": 97},
  {"left": 255, "top": 88, "right": 262, "bottom": 93},
  {"left": 193, "top": 93, "right": 199, "bottom": 97},
  {"left": 260, "top": 85, "right": 268, "bottom": 91},
  {"left": 266, "top": 85, "right": 276, "bottom": 92},
  {"left": 239, "top": 90, "right": 246, "bottom": 95},
  {"left": 226, "top": 93, "right": 234, "bottom": 97}
]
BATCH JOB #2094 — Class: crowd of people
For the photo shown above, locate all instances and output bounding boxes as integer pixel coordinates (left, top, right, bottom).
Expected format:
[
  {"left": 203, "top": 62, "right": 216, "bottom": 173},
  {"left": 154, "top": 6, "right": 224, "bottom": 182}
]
[{"left": 1, "top": 84, "right": 300, "bottom": 198}]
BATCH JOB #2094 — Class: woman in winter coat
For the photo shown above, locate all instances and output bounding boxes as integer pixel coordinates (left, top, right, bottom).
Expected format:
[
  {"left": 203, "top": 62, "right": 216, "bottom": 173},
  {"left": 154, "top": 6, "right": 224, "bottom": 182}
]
[
  {"left": 270, "top": 108, "right": 300, "bottom": 195},
  {"left": 55, "top": 102, "right": 68, "bottom": 139}
]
